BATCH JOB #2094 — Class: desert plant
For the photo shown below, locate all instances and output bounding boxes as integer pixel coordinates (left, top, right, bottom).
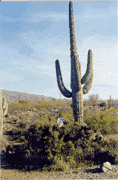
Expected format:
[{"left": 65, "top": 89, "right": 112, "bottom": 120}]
[
  {"left": 3, "top": 95, "right": 118, "bottom": 172},
  {"left": 18, "top": 98, "right": 32, "bottom": 104},
  {"left": 2, "top": 97, "right": 8, "bottom": 116},
  {"left": 55, "top": 1, "right": 93, "bottom": 125},
  {"left": 0, "top": 90, "right": 8, "bottom": 139},
  {"left": 98, "top": 100, "right": 108, "bottom": 109},
  {"left": 0, "top": 90, "right": 3, "bottom": 139},
  {"left": 85, "top": 109, "right": 118, "bottom": 136},
  {"left": 88, "top": 94, "right": 101, "bottom": 107}
]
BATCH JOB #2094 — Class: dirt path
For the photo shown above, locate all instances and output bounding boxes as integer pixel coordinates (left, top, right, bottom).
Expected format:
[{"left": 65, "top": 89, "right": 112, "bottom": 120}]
[
  {"left": 1, "top": 164, "right": 118, "bottom": 179},
  {"left": 1, "top": 153, "right": 118, "bottom": 180}
]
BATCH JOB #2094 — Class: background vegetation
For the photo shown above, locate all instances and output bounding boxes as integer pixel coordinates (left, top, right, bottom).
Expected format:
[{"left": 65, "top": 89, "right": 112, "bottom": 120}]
[{"left": 1, "top": 93, "right": 118, "bottom": 173}]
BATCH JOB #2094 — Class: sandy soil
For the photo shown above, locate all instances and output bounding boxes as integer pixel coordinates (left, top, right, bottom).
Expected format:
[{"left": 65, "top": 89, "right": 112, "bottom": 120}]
[{"left": 1, "top": 152, "right": 118, "bottom": 180}]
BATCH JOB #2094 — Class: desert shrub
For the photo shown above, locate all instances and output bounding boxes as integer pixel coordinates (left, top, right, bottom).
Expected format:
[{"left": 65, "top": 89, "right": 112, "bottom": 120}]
[
  {"left": 47, "top": 113, "right": 56, "bottom": 122},
  {"left": 92, "top": 137, "right": 118, "bottom": 165},
  {"left": 5, "top": 122, "right": 84, "bottom": 171},
  {"left": 8, "top": 102, "right": 19, "bottom": 115},
  {"left": 36, "top": 100, "right": 52, "bottom": 108},
  {"left": 83, "top": 99, "right": 90, "bottom": 107},
  {"left": 40, "top": 115, "right": 47, "bottom": 122},
  {"left": 4, "top": 128, "right": 21, "bottom": 140},
  {"left": 18, "top": 104, "right": 30, "bottom": 112},
  {"left": 84, "top": 109, "right": 118, "bottom": 136},
  {"left": 5, "top": 115, "right": 118, "bottom": 172},
  {"left": 19, "top": 98, "right": 32, "bottom": 104},
  {"left": 4, "top": 97, "right": 118, "bottom": 172}
]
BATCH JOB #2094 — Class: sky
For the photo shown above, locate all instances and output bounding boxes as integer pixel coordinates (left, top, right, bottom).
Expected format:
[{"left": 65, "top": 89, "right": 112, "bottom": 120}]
[{"left": 0, "top": 1, "right": 118, "bottom": 101}]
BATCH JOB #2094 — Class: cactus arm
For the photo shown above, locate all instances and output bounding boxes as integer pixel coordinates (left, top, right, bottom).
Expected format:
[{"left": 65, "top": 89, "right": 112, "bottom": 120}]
[
  {"left": 55, "top": 59, "right": 72, "bottom": 98},
  {"left": 81, "top": 49, "right": 93, "bottom": 84},
  {"left": 2, "top": 98, "right": 6, "bottom": 109},
  {"left": 2, "top": 98, "right": 8, "bottom": 116},
  {"left": 3, "top": 103, "right": 8, "bottom": 116},
  {"left": 83, "top": 69, "right": 93, "bottom": 95},
  {"left": 0, "top": 96, "right": 8, "bottom": 139}
]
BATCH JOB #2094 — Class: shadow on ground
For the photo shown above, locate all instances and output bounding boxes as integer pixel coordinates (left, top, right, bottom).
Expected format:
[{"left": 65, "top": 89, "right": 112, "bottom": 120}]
[{"left": 1, "top": 152, "right": 14, "bottom": 170}]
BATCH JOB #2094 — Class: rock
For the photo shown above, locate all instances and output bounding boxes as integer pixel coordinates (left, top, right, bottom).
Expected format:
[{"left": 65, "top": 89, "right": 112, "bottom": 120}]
[
  {"left": 100, "top": 161, "right": 112, "bottom": 172},
  {"left": 57, "top": 117, "right": 65, "bottom": 127}
]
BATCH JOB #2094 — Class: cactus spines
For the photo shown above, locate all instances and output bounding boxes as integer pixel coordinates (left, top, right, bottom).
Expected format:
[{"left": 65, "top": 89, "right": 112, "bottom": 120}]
[{"left": 55, "top": 1, "right": 93, "bottom": 125}]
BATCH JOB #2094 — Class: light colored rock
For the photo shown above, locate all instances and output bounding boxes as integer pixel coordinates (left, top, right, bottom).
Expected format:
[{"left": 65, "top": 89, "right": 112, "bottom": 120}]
[
  {"left": 57, "top": 117, "right": 65, "bottom": 127},
  {"left": 100, "top": 161, "right": 112, "bottom": 172}
]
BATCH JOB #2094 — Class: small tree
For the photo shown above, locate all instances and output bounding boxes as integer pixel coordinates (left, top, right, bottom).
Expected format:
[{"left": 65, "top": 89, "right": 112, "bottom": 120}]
[{"left": 88, "top": 94, "right": 101, "bottom": 107}]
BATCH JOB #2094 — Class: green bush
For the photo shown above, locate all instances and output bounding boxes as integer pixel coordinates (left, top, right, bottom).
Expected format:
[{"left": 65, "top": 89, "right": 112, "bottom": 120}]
[
  {"left": 5, "top": 118, "right": 118, "bottom": 172},
  {"left": 85, "top": 110, "right": 118, "bottom": 136},
  {"left": 4, "top": 98, "right": 118, "bottom": 172}
]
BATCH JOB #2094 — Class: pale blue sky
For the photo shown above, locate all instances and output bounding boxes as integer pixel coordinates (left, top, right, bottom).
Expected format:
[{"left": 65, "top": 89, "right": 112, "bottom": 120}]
[{"left": 0, "top": 1, "right": 118, "bottom": 101}]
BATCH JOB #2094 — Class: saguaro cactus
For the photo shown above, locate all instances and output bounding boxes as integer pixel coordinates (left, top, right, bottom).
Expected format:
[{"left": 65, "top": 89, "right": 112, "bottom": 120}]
[
  {"left": 0, "top": 90, "right": 3, "bottom": 139},
  {"left": 0, "top": 90, "right": 8, "bottom": 139},
  {"left": 55, "top": 1, "right": 93, "bottom": 124}
]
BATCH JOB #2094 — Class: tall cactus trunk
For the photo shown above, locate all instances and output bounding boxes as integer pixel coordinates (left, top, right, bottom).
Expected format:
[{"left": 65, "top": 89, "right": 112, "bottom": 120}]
[
  {"left": 0, "top": 90, "right": 3, "bottom": 140},
  {"left": 69, "top": 1, "right": 83, "bottom": 124},
  {"left": 55, "top": 1, "right": 93, "bottom": 125},
  {"left": 72, "top": 87, "right": 83, "bottom": 124}
]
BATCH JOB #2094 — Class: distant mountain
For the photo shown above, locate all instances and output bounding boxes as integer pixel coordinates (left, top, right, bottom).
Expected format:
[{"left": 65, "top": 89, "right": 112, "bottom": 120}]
[{"left": 1, "top": 89, "right": 71, "bottom": 104}]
